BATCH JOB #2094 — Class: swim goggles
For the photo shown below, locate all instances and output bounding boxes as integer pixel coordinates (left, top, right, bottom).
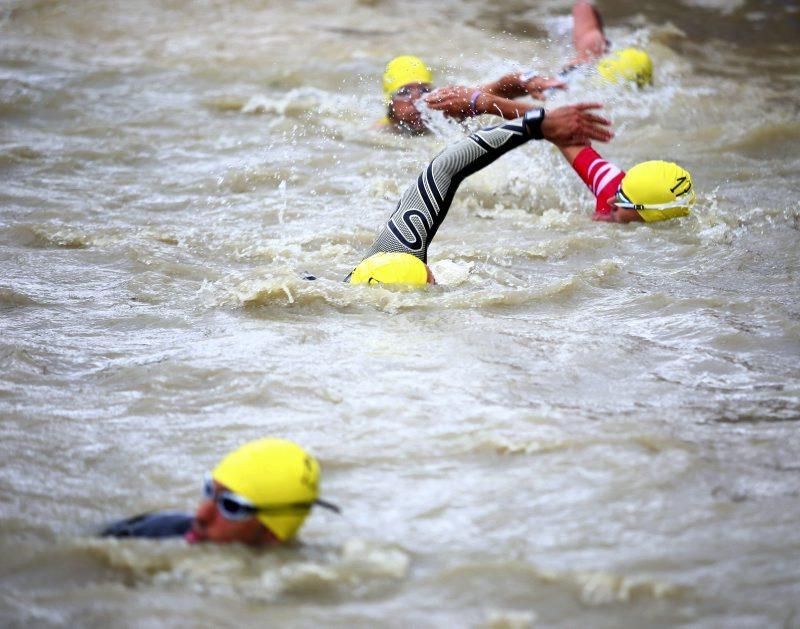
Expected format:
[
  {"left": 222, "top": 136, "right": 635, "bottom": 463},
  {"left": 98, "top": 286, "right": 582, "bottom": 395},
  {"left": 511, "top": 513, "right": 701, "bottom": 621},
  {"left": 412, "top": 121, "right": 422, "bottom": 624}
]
[
  {"left": 393, "top": 84, "right": 432, "bottom": 99},
  {"left": 203, "top": 474, "right": 341, "bottom": 521},
  {"left": 608, "top": 185, "right": 696, "bottom": 211}
]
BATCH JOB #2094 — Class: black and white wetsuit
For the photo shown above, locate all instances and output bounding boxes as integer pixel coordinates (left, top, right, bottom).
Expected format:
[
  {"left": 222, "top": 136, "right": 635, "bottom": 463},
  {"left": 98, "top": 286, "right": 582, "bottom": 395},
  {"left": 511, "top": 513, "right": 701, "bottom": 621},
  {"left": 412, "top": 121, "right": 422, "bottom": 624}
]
[{"left": 358, "top": 109, "right": 546, "bottom": 265}]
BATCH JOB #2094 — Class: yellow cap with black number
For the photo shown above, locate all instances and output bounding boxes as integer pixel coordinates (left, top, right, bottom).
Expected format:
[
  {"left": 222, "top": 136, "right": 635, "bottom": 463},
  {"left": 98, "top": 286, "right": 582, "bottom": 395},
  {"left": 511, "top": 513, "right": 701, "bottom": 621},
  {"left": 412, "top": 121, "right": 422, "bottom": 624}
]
[
  {"left": 349, "top": 251, "right": 429, "bottom": 286},
  {"left": 212, "top": 438, "right": 319, "bottom": 541},
  {"left": 383, "top": 55, "right": 432, "bottom": 101},
  {"left": 619, "top": 160, "right": 694, "bottom": 222},
  {"left": 597, "top": 47, "right": 653, "bottom": 87}
]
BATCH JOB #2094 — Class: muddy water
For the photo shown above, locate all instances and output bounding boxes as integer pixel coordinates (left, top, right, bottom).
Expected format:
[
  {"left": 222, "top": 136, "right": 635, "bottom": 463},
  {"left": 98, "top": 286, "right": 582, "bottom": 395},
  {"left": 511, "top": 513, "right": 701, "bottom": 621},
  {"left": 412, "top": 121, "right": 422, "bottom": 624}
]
[{"left": 1, "top": 0, "right": 799, "bottom": 627}]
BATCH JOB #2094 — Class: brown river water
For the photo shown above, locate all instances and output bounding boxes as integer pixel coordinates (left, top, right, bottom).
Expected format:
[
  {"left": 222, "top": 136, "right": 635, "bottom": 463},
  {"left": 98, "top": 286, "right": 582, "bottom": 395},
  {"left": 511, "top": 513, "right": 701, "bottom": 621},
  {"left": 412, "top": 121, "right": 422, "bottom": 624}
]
[{"left": 1, "top": 0, "right": 799, "bottom": 627}]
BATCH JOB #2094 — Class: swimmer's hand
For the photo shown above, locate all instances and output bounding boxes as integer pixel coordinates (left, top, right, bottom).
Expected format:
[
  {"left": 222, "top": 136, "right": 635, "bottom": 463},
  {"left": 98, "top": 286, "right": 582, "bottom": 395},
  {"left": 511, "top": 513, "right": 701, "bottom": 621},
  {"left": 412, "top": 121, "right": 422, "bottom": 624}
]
[
  {"left": 520, "top": 74, "right": 566, "bottom": 100},
  {"left": 542, "top": 103, "right": 613, "bottom": 145},
  {"left": 424, "top": 86, "right": 475, "bottom": 117}
]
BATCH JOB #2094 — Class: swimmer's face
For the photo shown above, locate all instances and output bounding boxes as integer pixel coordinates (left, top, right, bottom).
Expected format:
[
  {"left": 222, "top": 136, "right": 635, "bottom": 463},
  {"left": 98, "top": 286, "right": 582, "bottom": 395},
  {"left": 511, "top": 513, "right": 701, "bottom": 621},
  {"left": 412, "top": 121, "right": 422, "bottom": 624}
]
[
  {"left": 602, "top": 192, "right": 646, "bottom": 223},
  {"left": 187, "top": 479, "right": 280, "bottom": 546},
  {"left": 389, "top": 82, "right": 432, "bottom": 133},
  {"left": 609, "top": 207, "right": 644, "bottom": 223}
]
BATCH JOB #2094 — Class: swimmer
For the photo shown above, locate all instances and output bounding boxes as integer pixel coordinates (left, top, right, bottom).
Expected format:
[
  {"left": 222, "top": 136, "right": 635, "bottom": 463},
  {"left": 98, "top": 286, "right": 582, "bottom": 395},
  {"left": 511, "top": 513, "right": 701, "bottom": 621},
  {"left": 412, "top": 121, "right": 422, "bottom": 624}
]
[
  {"left": 100, "top": 438, "right": 340, "bottom": 545},
  {"left": 558, "top": 143, "right": 695, "bottom": 223},
  {"left": 566, "top": 1, "right": 653, "bottom": 87},
  {"left": 349, "top": 103, "right": 614, "bottom": 286},
  {"left": 384, "top": 2, "right": 653, "bottom": 133},
  {"left": 382, "top": 55, "right": 565, "bottom": 134}
]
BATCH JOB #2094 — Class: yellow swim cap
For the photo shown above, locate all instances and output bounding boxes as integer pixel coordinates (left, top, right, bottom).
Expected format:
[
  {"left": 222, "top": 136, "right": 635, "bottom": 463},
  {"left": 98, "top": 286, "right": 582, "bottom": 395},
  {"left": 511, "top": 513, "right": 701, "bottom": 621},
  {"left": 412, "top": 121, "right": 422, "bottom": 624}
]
[
  {"left": 349, "top": 251, "right": 429, "bottom": 286},
  {"left": 383, "top": 55, "right": 433, "bottom": 101},
  {"left": 212, "top": 438, "right": 320, "bottom": 541},
  {"left": 619, "top": 160, "right": 695, "bottom": 222},
  {"left": 597, "top": 47, "right": 653, "bottom": 87}
]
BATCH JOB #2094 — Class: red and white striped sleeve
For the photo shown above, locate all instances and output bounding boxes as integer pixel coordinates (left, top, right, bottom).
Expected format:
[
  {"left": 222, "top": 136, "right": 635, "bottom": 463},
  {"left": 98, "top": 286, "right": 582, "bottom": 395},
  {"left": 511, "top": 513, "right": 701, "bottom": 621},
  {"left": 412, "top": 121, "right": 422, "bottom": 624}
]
[{"left": 571, "top": 147, "right": 626, "bottom": 216}]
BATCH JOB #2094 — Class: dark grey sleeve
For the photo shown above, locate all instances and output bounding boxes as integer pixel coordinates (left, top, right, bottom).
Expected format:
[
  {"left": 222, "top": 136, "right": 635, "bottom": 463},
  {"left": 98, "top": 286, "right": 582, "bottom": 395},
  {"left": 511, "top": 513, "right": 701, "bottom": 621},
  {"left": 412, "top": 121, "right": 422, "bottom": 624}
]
[
  {"left": 359, "top": 109, "right": 545, "bottom": 264},
  {"left": 100, "top": 511, "right": 193, "bottom": 539}
]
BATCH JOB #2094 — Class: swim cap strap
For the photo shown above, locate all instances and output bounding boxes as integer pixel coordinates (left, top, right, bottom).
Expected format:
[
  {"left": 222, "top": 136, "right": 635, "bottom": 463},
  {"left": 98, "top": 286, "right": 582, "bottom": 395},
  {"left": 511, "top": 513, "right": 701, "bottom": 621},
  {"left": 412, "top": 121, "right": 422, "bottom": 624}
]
[{"left": 523, "top": 107, "right": 545, "bottom": 140}]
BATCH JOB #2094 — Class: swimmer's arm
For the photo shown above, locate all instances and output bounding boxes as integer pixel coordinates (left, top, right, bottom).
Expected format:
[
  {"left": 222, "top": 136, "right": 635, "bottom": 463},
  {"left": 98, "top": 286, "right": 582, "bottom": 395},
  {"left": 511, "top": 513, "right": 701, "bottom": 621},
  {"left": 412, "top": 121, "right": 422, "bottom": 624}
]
[
  {"left": 558, "top": 145, "right": 584, "bottom": 165},
  {"left": 481, "top": 73, "right": 566, "bottom": 101},
  {"left": 571, "top": 0, "right": 608, "bottom": 66},
  {"left": 100, "top": 511, "right": 193, "bottom": 538},
  {"left": 557, "top": 144, "right": 641, "bottom": 223},
  {"left": 425, "top": 86, "right": 536, "bottom": 120},
  {"left": 479, "top": 72, "right": 529, "bottom": 98},
  {"left": 474, "top": 92, "right": 538, "bottom": 120},
  {"left": 357, "top": 111, "right": 549, "bottom": 264}
]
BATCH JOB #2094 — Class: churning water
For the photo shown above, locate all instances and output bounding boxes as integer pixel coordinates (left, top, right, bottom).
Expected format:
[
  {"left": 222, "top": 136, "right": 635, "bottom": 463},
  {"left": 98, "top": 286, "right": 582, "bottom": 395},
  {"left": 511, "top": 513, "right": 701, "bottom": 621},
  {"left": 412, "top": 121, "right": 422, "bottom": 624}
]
[{"left": 1, "top": 0, "right": 799, "bottom": 627}]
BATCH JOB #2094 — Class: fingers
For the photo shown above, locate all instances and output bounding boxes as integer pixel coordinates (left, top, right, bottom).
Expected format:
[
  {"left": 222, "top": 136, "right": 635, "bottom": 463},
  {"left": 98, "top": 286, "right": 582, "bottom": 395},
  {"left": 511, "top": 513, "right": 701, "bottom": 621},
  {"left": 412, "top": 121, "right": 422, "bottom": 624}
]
[
  {"left": 583, "top": 112, "right": 612, "bottom": 126},
  {"left": 585, "top": 124, "right": 613, "bottom": 142},
  {"left": 564, "top": 104, "right": 613, "bottom": 137},
  {"left": 541, "top": 104, "right": 614, "bottom": 145},
  {"left": 422, "top": 89, "right": 442, "bottom": 104},
  {"left": 526, "top": 77, "right": 566, "bottom": 99},
  {"left": 425, "top": 86, "right": 470, "bottom": 102},
  {"left": 577, "top": 115, "right": 614, "bottom": 143},
  {"left": 573, "top": 102, "right": 604, "bottom": 111}
]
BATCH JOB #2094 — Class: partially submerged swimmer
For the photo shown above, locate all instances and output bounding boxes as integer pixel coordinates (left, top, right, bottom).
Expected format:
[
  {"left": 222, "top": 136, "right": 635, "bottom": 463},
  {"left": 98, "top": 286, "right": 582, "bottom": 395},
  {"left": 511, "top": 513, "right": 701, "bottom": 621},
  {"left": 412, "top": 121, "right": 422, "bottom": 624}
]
[
  {"left": 101, "top": 438, "right": 339, "bottom": 545},
  {"left": 559, "top": 144, "right": 694, "bottom": 223},
  {"left": 381, "top": 54, "right": 565, "bottom": 134},
  {"left": 382, "top": 2, "right": 653, "bottom": 133},
  {"left": 568, "top": 1, "right": 653, "bottom": 87}
]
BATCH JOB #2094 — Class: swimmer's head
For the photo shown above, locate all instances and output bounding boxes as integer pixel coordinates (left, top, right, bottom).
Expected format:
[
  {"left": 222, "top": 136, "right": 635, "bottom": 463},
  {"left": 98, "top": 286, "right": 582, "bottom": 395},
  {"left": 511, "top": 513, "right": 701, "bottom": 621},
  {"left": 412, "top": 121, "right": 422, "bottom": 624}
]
[
  {"left": 597, "top": 47, "right": 653, "bottom": 88},
  {"left": 349, "top": 251, "right": 435, "bottom": 286},
  {"left": 383, "top": 55, "right": 433, "bottom": 102},
  {"left": 208, "top": 438, "right": 329, "bottom": 542},
  {"left": 611, "top": 160, "right": 695, "bottom": 222}
]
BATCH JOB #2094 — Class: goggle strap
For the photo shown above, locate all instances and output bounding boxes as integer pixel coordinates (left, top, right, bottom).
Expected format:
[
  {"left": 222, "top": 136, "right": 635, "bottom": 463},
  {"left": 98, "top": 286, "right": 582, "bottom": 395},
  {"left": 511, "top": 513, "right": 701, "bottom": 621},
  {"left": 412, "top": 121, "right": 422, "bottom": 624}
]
[
  {"left": 246, "top": 499, "right": 342, "bottom": 516},
  {"left": 612, "top": 186, "right": 695, "bottom": 211},
  {"left": 314, "top": 498, "right": 342, "bottom": 514}
]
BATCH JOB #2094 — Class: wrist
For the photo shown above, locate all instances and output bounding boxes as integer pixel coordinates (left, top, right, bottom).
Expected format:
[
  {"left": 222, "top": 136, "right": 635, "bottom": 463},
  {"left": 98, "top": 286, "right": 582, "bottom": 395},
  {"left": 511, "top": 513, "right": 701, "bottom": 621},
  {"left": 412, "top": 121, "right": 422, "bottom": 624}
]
[
  {"left": 523, "top": 107, "right": 546, "bottom": 140},
  {"left": 469, "top": 90, "right": 482, "bottom": 116}
]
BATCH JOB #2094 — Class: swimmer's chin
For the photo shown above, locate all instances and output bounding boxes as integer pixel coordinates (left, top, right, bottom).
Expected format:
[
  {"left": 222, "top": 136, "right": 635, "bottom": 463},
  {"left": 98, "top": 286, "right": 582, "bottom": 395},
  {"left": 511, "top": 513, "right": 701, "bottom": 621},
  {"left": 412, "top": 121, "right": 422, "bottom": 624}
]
[{"left": 185, "top": 527, "right": 204, "bottom": 544}]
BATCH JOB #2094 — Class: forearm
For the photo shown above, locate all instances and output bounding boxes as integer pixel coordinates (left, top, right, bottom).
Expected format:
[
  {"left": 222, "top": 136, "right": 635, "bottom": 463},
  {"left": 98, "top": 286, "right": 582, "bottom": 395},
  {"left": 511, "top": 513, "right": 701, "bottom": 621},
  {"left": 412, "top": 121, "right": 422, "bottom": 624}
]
[
  {"left": 475, "top": 93, "right": 536, "bottom": 120},
  {"left": 558, "top": 145, "right": 584, "bottom": 166},
  {"left": 479, "top": 72, "right": 527, "bottom": 98}
]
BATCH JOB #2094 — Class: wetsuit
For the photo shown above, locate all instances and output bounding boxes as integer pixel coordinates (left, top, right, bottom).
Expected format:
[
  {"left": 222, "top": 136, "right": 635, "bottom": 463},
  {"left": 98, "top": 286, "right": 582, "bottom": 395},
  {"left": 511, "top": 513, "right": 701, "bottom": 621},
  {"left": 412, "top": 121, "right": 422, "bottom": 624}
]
[
  {"left": 101, "top": 512, "right": 192, "bottom": 539},
  {"left": 570, "top": 146, "right": 625, "bottom": 218},
  {"left": 357, "top": 109, "right": 546, "bottom": 265}
]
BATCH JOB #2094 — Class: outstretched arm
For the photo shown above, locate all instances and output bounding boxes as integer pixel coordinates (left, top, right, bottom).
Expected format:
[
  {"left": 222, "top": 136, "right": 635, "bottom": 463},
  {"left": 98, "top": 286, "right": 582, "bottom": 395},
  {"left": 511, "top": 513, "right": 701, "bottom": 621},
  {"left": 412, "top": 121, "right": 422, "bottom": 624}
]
[
  {"left": 360, "top": 112, "right": 545, "bottom": 263},
  {"left": 424, "top": 86, "right": 536, "bottom": 121},
  {"left": 359, "top": 104, "right": 613, "bottom": 263},
  {"left": 425, "top": 75, "right": 565, "bottom": 120},
  {"left": 479, "top": 72, "right": 566, "bottom": 101}
]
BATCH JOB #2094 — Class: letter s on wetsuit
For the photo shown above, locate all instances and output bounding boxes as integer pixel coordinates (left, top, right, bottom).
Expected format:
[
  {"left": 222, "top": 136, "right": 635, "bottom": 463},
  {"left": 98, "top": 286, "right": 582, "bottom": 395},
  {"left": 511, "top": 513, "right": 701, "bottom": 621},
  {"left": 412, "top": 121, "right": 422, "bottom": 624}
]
[
  {"left": 101, "top": 512, "right": 192, "bottom": 539},
  {"left": 349, "top": 109, "right": 546, "bottom": 276}
]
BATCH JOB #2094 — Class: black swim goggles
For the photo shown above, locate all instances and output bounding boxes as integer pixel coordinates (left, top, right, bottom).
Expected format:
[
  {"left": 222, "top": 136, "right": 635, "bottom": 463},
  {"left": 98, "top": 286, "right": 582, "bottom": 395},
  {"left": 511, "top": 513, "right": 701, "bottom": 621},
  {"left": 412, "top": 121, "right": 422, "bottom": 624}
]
[
  {"left": 203, "top": 474, "right": 341, "bottom": 522},
  {"left": 393, "top": 84, "right": 432, "bottom": 99}
]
